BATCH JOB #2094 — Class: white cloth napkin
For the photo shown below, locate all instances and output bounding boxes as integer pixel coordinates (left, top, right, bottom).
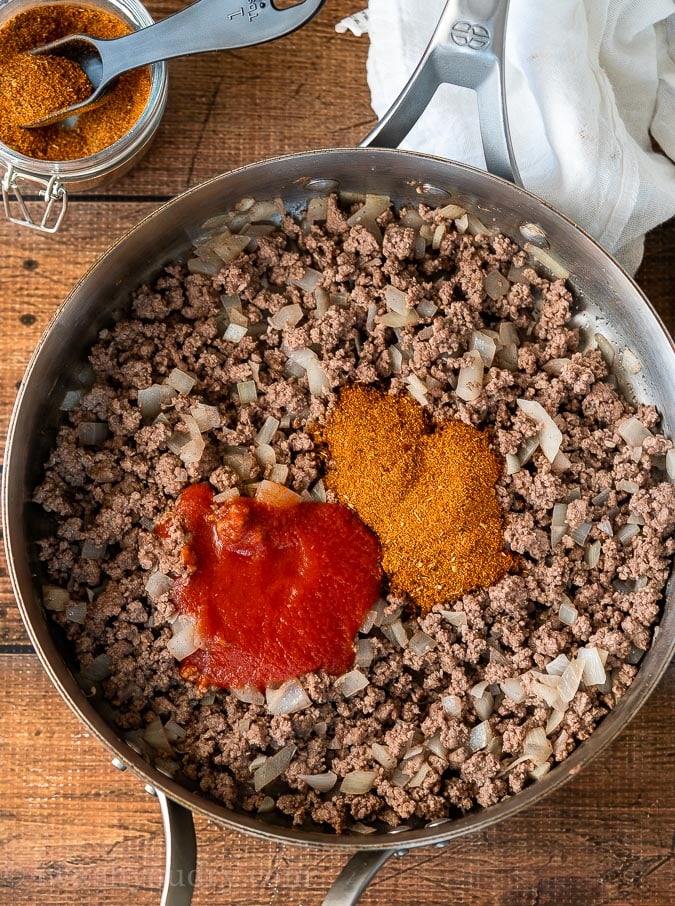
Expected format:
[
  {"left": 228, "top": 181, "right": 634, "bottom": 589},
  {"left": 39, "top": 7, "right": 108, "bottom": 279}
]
[{"left": 362, "top": 0, "right": 675, "bottom": 274}]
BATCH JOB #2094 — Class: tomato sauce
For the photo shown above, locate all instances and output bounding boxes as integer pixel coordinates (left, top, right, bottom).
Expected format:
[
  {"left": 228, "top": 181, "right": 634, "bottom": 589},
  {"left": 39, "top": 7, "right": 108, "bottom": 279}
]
[{"left": 163, "top": 483, "right": 382, "bottom": 690}]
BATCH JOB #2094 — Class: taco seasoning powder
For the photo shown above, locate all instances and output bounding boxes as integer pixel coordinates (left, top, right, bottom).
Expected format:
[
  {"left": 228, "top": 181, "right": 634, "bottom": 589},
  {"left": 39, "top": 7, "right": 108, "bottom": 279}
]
[
  {"left": 324, "top": 385, "right": 514, "bottom": 612},
  {"left": 0, "top": 4, "right": 152, "bottom": 160}
]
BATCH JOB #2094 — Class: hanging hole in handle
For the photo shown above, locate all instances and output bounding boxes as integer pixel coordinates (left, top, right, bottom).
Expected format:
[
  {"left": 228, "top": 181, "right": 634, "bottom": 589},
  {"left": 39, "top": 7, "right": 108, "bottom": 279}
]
[{"left": 519, "top": 222, "right": 550, "bottom": 249}]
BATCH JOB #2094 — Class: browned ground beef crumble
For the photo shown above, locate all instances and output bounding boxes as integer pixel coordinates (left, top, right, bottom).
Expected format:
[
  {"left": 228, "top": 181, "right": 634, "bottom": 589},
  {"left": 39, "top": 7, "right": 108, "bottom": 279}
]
[{"left": 35, "top": 195, "right": 674, "bottom": 834}]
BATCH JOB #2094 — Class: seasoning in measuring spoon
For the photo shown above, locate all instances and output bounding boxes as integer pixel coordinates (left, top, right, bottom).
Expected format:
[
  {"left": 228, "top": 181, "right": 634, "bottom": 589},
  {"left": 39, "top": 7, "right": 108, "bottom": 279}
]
[
  {"left": 324, "top": 385, "right": 514, "bottom": 612},
  {"left": 0, "top": 4, "right": 152, "bottom": 160}
]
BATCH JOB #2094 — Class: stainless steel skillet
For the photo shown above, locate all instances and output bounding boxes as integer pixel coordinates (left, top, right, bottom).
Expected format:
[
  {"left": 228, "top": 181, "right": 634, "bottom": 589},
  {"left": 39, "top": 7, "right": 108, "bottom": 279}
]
[{"left": 3, "top": 2, "right": 674, "bottom": 904}]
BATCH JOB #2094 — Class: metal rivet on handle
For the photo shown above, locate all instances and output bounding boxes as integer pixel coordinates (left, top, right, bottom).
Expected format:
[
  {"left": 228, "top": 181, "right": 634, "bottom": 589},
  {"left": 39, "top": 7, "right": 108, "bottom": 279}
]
[
  {"left": 415, "top": 183, "right": 452, "bottom": 202},
  {"left": 519, "top": 222, "right": 550, "bottom": 248},
  {"left": 145, "top": 783, "right": 157, "bottom": 796},
  {"left": 302, "top": 177, "right": 340, "bottom": 193},
  {"left": 111, "top": 757, "right": 127, "bottom": 772}
]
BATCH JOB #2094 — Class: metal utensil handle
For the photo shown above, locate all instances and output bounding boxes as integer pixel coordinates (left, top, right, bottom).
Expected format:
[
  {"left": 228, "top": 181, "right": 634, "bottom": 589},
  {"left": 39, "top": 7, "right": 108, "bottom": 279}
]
[
  {"left": 361, "top": 0, "right": 520, "bottom": 185},
  {"left": 92, "top": 0, "right": 326, "bottom": 84}
]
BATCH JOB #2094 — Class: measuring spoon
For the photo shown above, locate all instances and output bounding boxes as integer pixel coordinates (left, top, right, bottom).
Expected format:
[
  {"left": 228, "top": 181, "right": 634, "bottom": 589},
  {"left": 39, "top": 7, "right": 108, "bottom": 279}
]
[{"left": 23, "top": 0, "right": 325, "bottom": 128}]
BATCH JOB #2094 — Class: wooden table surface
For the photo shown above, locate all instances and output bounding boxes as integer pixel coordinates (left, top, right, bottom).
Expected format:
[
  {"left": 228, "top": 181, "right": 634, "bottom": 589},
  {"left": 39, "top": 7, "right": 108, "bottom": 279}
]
[{"left": 0, "top": 2, "right": 673, "bottom": 904}]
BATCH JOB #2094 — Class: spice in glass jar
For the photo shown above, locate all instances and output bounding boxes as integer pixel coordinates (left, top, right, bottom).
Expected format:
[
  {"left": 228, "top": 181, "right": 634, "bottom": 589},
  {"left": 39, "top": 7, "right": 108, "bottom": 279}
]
[
  {"left": 0, "top": 4, "right": 152, "bottom": 161},
  {"left": 324, "top": 385, "right": 514, "bottom": 612}
]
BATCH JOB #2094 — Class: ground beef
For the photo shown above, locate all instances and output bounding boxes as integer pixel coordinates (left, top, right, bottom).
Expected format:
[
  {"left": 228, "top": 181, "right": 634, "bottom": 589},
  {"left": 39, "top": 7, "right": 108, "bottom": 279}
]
[{"left": 35, "top": 194, "right": 673, "bottom": 836}]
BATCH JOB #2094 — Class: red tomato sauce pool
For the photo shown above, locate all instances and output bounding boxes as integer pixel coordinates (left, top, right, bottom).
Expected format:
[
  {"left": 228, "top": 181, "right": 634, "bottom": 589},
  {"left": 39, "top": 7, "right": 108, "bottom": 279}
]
[{"left": 161, "top": 483, "right": 383, "bottom": 690}]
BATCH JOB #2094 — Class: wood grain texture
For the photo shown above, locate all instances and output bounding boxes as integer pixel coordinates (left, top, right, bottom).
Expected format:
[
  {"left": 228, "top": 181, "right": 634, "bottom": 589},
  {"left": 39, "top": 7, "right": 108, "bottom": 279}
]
[
  {"left": 0, "top": 0, "right": 673, "bottom": 902},
  {"left": 0, "top": 655, "right": 672, "bottom": 905}
]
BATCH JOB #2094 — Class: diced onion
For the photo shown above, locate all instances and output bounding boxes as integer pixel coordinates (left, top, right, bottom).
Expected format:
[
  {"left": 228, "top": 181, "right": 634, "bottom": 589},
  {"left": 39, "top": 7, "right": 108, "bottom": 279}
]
[
  {"left": 616, "top": 523, "right": 640, "bottom": 546},
  {"left": 265, "top": 678, "right": 311, "bottom": 715},
  {"left": 437, "top": 203, "right": 466, "bottom": 220},
  {"left": 355, "top": 638, "right": 374, "bottom": 670},
  {"left": 138, "top": 384, "right": 175, "bottom": 421},
  {"left": 382, "top": 619, "right": 408, "bottom": 648},
  {"left": 145, "top": 571, "right": 173, "bottom": 601},
  {"left": 78, "top": 422, "right": 108, "bottom": 446},
  {"left": 500, "top": 678, "right": 526, "bottom": 703},
  {"left": 306, "top": 196, "right": 329, "bottom": 223},
  {"left": 43, "top": 585, "right": 69, "bottom": 612},
  {"left": 467, "top": 214, "right": 499, "bottom": 237},
  {"left": 269, "top": 463, "right": 289, "bottom": 485},
  {"left": 237, "top": 380, "right": 258, "bottom": 405},
  {"left": 416, "top": 299, "right": 438, "bottom": 319},
  {"left": 597, "top": 518, "right": 613, "bottom": 536},
  {"left": 546, "top": 709, "right": 566, "bottom": 735},
  {"left": 405, "top": 373, "right": 429, "bottom": 406},
  {"left": 454, "top": 213, "right": 469, "bottom": 233},
  {"left": 594, "top": 333, "right": 615, "bottom": 366},
  {"left": 442, "top": 694, "right": 462, "bottom": 717},
  {"left": 571, "top": 522, "right": 592, "bottom": 546},
  {"left": 558, "top": 659, "right": 584, "bottom": 703},
  {"left": 255, "top": 416, "right": 280, "bottom": 447},
  {"left": 340, "top": 770, "right": 377, "bottom": 795},
  {"left": 307, "top": 360, "right": 331, "bottom": 395},
  {"left": 408, "top": 631, "right": 437, "bottom": 657},
  {"left": 60, "top": 389, "right": 84, "bottom": 411},
  {"left": 350, "top": 823, "right": 378, "bottom": 835},
  {"left": 223, "top": 323, "right": 248, "bottom": 343},
  {"left": 617, "top": 480, "right": 639, "bottom": 494},
  {"left": 371, "top": 742, "right": 396, "bottom": 770},
  {"left": 425, "top": 729, "right": 448, "bottom": 760},
  {"left": 468, "top": 720, "right": 492, "bottom": 752},
  {"left": 143, "top": 718, "right": 174, "bottom": 755},
  {"left": 516, "top": 399, "right": 562, "bottom": 463},
  {"left": 558, "top": 597, "right": 578, "bottom": 626},
  {"left": 389, "top": 346, "right": 403, "bottom": 374},
  {"left": 484, "top": 269, "right": 510, "bottom": 300},
  {"left": 167, "top": 615, "right": 202, "bottom": 660},
  {"left": 253, "top": 744, "right": 296, "bottom": 791},
  {"left": 618, "top": 416, "right": 651, "bottom": 448},
  {"left": 407, "top": 762, "right": 430, "bottom": 788},
  {"left": 666, "top": 448, "right": 675, "bottom": 480},
  {"left": 474, "top": 690, "right": 494, "bottom": 721},
  {"left": 291, "top": 267, "right": 322, "bottom": 293},
  {"left": 441, "top": 610, "right": 467, "bottom": 629},
  {"left": 379, "top": 309, "right": 418, "bottom": 328},
  {"left": 384, "top": 285, "right": 409, "bottom": 314},
  {"left": 299, "top": 771, "right": 337, "bottom": 792},
  {"left": 518, "top": 436, "right": 540, "bottom": 466},
  {"left": 456, "top": 349, "right": 484, "bottom": 402},
  {"left": 523, "top": 727, "right": 552, "bottom": 765},
  {"left": 524, "top": 242, "right": 569, "bottom": 279},
  {"left": 621, "top": 347, "right": 642, "bottom": 374},
  {"left": 471, "top": 330, "right": 497, "bottom": 367},
  {"left": 190, "top": 403, "right": 220, "bottom": 432},
  {"left": 552, "top": 503, "right": 568, "bottom": 526},
  {"left": 335, "top": 669, "right": 369, "bottom": 699},
  {"left": 577, "top": 647, "right": 607, "bottom": 686},
  {"left": 65, "top": 601, "right": 86, "bottom": 624},
  {"left": 255, "top": 444, "right": 276, "bottom": 469},
  {"left": 231, "top": 685, "right": 265, "bottom": 706},
  {"left": 506, "top": 453, "right": 521, "bottom": 476},
  {"left": 269, "top": 304, "right": 303, "bottom": 331},
  {"left": 166, "top": 368, "right": 196, "bottom": 394},
  {"left": 545, "top": 654, "right": 570, "bottom": 676},
  {"left": 81, "top": 540, "right": 107, "bottom": 560},
  {"left": 585, "top": 540, "right": 602, "bottom": 567}
]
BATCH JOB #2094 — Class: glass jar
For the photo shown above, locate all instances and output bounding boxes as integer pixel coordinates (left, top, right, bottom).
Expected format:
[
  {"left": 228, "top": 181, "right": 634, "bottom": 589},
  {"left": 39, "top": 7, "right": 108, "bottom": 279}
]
[{"left": 0, "top": 0, "right": 168, "bottom": 233}]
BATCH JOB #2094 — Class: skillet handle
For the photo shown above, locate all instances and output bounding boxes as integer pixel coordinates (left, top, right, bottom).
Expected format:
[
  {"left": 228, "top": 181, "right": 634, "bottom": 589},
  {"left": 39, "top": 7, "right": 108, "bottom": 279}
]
[
  {"left": 321, "top": 849, "right": 399, "bottom": 906},
  {"left": 360, "top": 0, "right": 521, "bottom": 185},
  {"left": 149, "top": 787, "right": 197, "bottom": 906}
]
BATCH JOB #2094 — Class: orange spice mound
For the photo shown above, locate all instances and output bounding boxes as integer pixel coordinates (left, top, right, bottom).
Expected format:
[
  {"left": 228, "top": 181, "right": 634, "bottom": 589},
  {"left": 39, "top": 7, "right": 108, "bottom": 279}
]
[{"left": 324, "top": 385, "right": 514, "bottom": 612}]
